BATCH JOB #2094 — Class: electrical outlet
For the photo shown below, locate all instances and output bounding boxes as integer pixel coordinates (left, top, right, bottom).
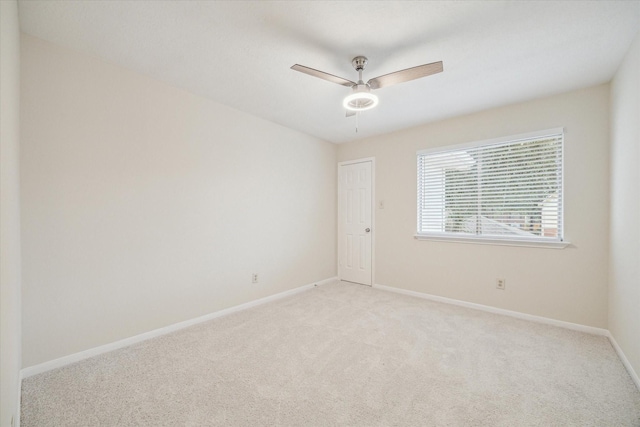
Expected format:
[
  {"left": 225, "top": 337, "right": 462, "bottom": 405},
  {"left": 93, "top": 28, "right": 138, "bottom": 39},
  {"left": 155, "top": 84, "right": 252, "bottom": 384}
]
[
  {"left": 496, "top": 278, "right": 506, "bottom": 290},
  {"left": 252, "top": 273, "right": 258, "bottom": 283}
]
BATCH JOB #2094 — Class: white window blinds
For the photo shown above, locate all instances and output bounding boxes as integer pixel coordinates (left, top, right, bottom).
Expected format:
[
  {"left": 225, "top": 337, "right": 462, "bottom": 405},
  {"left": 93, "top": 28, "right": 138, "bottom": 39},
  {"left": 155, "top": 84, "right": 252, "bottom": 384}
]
[{"left": 417, "top": 130, "right": 564, "bottom": 242}]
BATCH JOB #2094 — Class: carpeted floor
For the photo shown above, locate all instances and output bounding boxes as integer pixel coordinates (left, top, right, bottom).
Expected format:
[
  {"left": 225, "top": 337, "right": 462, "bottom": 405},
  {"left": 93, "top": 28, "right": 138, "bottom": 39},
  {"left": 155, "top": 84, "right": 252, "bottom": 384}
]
[{"left": 21, "top": 281, "right": 640, "bottom": 426}]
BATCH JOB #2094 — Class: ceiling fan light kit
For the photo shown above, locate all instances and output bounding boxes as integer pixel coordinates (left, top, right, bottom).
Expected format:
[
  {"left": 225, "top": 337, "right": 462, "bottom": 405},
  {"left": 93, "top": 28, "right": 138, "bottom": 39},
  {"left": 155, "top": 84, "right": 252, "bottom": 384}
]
[
  {"left": 291, "top": 55, "right": 443, "bottom": 117},
  {"left": 343, "top": 86, "right": 378, "bottom": 111}
]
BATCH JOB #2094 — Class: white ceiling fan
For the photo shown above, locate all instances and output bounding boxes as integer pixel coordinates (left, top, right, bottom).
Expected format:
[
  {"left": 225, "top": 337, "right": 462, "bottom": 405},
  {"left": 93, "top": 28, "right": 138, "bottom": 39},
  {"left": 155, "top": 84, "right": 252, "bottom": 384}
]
[{"left": 291, "top": 56, "right": 443, "bottom": 116}]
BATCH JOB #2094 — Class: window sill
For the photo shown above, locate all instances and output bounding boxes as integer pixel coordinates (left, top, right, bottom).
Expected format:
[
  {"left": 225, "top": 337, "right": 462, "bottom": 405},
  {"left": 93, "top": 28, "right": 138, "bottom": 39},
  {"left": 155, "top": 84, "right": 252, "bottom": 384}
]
[{"left": 414, "top": 234, "right": 570, "bottom": 249}]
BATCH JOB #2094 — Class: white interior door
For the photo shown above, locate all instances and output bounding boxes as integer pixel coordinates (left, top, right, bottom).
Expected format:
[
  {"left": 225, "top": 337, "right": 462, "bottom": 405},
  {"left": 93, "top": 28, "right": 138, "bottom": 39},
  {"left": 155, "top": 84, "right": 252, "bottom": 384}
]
[{"left": 338, "top": 160, "right": 373, "bottom": 286}]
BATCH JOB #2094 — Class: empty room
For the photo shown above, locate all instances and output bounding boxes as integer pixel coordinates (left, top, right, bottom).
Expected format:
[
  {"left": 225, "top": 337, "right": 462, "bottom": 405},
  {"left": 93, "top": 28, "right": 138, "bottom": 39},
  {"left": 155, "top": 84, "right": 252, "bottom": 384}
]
[{"left": 2, "top": 1, "right": 640, "bottom": 425}]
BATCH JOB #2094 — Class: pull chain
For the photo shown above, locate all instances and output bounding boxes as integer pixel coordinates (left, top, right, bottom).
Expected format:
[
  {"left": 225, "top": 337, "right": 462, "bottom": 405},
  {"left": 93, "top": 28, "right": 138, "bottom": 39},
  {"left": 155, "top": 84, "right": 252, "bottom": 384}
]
[{"left": 356, "top": 112, "right": 359, "bottom": 133}]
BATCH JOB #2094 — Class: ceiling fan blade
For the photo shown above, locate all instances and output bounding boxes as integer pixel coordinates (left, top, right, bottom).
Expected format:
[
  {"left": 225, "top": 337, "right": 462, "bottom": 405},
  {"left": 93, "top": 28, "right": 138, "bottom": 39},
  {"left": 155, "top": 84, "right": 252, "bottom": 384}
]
[
  {"left": 367, "top": 61, "right": 443, "bottom": 90},
  {"left": 291, "top": 64, "right": 356, "bottom": 88},
  {"left": 346, "top": 110, "right": 356, "bottom": 118}
]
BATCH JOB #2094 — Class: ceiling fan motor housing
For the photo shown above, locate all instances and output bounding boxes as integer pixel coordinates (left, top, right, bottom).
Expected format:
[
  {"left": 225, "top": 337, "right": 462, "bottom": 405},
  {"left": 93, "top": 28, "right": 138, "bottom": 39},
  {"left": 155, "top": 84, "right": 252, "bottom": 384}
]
[{"left": 351, "top": 56, "right": 368, "bottom": 71}]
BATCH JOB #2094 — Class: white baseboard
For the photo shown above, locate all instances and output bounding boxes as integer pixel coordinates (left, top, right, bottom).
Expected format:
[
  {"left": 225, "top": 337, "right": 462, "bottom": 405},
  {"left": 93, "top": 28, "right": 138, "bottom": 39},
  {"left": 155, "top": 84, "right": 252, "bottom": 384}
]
[
  {"left": 373, "top": 283, "right": 609, "bottom": 336},
  {"left": 607, "top": 332, "right": 640, "bottom": 392},
  {"left": 373, "top": 283, "right": 640, "bottom": 393},
  {"left": 21, "top": 277, "right": 640, "bottom": 397},
  {"left": 15, "top": 370, "right": 22, "bottom": 427},
  {"left": 21, "top": 277, "right": 337, "bottom": 378}
]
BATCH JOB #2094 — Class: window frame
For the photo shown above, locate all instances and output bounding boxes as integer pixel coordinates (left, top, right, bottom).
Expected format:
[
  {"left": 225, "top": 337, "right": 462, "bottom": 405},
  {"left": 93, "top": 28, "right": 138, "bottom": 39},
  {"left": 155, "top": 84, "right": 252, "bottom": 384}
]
[{"left": 415, "top": 128, "right": 569, "bottom": 249}]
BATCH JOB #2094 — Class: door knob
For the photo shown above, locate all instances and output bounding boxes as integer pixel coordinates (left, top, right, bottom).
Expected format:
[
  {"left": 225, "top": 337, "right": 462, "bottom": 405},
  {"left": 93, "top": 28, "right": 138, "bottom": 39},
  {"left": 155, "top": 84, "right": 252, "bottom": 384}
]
[{"left": 365, "top": 228, "right": 371, "bottom": 233}]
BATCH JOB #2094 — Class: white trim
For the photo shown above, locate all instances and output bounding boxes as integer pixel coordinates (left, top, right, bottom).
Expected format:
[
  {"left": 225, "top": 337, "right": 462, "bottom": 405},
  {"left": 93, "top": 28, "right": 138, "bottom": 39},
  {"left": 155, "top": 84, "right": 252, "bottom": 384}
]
[
  {"left": 371, "top": 159, "right": 376, "bottom": 288},
  {"left": 375, "top": 283, "right": 640, "bottom": 392},
  {"left": 373, "top": 283, "right": 608, "bottom": 336},
  {"left": 21, "top": 277, "right": 337, "bottom": 378},
  {"left": 337, "top": 157, "right": 375, "bottom": 287},
  {"left": 607, "top": 332, "right": 640, "bottom": 392},
  {"left": 414, "top": 234, "right": 570, "bottom": 249},
  {"left": 417, "top": 127, "right": 565, "bottom": 155},
  {"left": 337, "top": 157, "right": 376, "bottom": 167},
  {"left": 15, "top": 370, "right": 22, "bottom": 427}
]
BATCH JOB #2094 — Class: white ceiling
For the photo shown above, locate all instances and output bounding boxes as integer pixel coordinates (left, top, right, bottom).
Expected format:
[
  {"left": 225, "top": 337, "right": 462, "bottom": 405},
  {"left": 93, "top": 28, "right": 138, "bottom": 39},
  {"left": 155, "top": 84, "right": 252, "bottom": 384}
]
[{"left": 18, "top": 1, "right": 640, "bottom": 144}]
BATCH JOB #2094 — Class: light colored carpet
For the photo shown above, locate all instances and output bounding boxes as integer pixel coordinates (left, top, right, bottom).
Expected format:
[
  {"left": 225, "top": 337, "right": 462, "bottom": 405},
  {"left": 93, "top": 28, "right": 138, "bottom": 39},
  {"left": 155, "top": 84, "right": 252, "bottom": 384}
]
[{"left": 21, "top": 281, "right": 640, "bottom": 426}]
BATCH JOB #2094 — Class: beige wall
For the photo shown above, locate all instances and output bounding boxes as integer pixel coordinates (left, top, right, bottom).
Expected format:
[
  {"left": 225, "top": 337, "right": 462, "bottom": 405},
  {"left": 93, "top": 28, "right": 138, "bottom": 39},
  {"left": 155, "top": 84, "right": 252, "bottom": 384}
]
[
  {"left": 16, "top": 19, "right": 636, "bottom": 384},
  {"left": 20, "top": 34, "right": 336, "bottom": 368},
  {"left": 609, "top": 31, "right": 640, "bottom": 380},
  {"left": 0, "top": 0, "right": 22, "bottom": 425},
  {"left": 338, "top": 85, "right": 610, "bottom": 328}
]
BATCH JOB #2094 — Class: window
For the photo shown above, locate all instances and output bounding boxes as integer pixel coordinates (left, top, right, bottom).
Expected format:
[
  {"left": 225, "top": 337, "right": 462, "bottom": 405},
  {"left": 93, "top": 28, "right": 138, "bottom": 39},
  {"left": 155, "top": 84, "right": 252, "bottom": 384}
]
[{"left": 416, "top": 128, "right": 565, "bottom": 247}]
